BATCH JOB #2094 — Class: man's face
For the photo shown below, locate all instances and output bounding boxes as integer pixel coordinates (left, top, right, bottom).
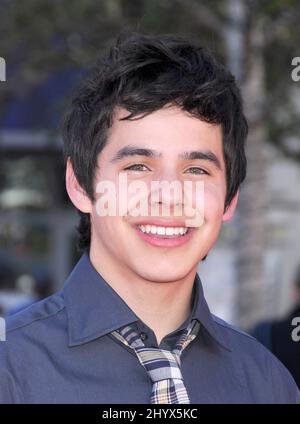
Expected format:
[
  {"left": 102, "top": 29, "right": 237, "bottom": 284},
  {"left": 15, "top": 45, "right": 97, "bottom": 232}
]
[{"left": 89, "top": 105, "right": 234, "bottom": 283}]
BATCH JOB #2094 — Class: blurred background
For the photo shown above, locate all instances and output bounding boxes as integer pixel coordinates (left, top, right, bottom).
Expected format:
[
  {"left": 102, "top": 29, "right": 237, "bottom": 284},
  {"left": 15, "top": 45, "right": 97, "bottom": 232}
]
[{"left": 0, "top": 0, "right": 300, "bottom": 333}]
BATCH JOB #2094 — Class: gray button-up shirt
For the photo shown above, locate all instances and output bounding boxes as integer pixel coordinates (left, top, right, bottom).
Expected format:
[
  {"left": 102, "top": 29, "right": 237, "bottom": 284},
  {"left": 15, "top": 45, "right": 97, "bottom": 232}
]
[{"left": 0, "top": 253, "right": 299, "bottom": 404}]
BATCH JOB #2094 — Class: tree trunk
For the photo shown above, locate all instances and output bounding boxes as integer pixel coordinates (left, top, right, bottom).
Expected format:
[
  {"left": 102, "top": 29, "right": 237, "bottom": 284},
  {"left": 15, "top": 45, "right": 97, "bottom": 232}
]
[{"left": 225, "top": 1, "right": 267, "bottom": 330}]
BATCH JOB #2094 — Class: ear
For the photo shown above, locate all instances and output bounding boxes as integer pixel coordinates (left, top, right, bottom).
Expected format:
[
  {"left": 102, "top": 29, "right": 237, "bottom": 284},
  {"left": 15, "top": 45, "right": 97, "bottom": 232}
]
[
  {"left": 65, "top": 158, "right": 92, "bottom": 213},
  {"left": 222, "top": 191, "right": 239, "bottom": 222}
]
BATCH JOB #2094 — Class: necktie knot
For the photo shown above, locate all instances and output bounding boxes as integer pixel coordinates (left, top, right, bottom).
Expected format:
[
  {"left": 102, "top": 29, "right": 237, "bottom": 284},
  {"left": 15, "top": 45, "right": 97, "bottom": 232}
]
[
  {"left": 110, "top": 319, "right": 201, "bottom": 404},
  {"left": 134, "top": 348, "right": 182, "bottom": 382}
]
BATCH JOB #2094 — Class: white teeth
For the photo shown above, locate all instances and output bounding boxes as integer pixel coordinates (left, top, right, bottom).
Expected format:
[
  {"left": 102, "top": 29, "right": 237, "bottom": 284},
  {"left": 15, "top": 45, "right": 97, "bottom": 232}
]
[
  {"left": 157, "top": 227, "right": 165, "bottom": 235},
  {"left": 138, "top": 225, "right": 189, "bottom": 236},
  {"left": 151, "top": 226, "right": 157, "bottom": 234},
  {"left": 166, "top": 228, "right": 173, "bottom": 235}
]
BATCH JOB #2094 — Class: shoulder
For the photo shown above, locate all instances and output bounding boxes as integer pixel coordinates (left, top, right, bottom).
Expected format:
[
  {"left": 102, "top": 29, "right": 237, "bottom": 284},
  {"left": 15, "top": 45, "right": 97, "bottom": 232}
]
[
  {"left": 212, "top": 315, "right": 300, "bottom": 404},
  {"left": 0, "top": 292, "right": 66, "bottom": 404},
  {"left": 5, "top": 291, "right": 65, "bottom": 334},
  {"left": 0, "top": 292, "right": 67, "bottom": 403},
  {"left": 0, "top": 292, "right": 66, "bottom": 366}
]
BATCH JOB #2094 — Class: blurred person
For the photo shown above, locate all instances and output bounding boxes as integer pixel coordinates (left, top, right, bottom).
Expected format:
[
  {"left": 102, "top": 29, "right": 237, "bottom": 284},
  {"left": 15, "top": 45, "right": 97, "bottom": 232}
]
[
  {"left": 252, "top": 265, "right": 300, "bottom": 388},
  {"left": 0, "top": 31, "right": 299, "bottom": 404}
]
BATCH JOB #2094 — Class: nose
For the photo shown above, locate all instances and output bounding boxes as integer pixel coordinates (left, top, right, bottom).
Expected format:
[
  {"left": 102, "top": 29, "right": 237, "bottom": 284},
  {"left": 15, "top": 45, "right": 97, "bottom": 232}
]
[
  {"left": 149, "top": 167, "right": 184, "bottom": 213},
  {"left": 147, "top": 167, "right": 205, "bottom": 226}
]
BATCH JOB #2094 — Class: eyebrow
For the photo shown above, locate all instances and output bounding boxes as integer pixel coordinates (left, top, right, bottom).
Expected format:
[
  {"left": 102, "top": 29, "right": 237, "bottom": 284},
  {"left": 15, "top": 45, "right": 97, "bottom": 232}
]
[
  {"left": 179, "top": 150, "right": 222, "bottom": 170},
  {"left": 110, "top": 145, "right": 222, "bottom": 170},
  {"left": 110, "top": 146, "right": 162, "bottom": 163}
]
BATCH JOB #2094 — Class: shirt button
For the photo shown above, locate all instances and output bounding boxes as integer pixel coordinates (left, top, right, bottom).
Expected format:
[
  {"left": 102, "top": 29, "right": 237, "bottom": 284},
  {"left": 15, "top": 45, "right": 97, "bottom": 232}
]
[{"left": 140, "top": 332, "right": 148, "bottom": 341}]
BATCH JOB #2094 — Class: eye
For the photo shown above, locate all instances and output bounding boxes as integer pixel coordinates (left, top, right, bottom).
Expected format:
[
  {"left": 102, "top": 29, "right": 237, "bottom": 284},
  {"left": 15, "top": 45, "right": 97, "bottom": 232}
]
[
  {"left": 185, "top": 167, "right": 209, "bottom": 175},
  {"left": 123, "top": 164, "right": 150, "bottom": 172}
]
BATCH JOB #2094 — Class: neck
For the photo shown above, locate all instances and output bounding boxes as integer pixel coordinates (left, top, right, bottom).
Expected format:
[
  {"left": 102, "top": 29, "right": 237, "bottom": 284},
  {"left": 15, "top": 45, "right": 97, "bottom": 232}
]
[{"left": 89, "top": 248, "right": 197, "bottom": 346}]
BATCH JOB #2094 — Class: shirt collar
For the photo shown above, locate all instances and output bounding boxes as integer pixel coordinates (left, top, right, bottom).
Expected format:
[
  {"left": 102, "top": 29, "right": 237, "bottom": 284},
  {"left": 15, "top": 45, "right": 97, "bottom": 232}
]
[
  {"left": 191, "top": 273, "right": 231, "bottom": 351},
  {"left": 63, "top": 253, "right": 230, "bottom": 351}
]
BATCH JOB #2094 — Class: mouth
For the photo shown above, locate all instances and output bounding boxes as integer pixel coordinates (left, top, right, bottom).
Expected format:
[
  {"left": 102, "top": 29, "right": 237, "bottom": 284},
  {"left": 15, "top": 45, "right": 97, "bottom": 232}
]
[{"left": 134, "top": 223, "right": 195, "bottom": 247}]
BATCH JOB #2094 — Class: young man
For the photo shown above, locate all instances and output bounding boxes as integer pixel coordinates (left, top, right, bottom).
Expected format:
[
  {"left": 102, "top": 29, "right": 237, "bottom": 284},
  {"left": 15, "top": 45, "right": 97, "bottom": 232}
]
[{"left": 0, "top": 31, "right": 299, "bottom": 404}]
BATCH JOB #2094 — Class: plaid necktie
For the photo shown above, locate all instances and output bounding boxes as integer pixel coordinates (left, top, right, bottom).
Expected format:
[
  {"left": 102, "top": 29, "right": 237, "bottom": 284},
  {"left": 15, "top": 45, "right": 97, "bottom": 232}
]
[{"left": 110, "top": 318, "right": 200, "bottom": 404}]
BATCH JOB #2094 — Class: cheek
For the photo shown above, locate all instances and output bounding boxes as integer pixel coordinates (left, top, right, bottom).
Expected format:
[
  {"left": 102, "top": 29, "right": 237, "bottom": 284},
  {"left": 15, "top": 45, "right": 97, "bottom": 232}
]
[
  {"left": 202, "top": 183, "right": 226, "bottom": 220},
  {"left": 90, "top": 209, "right": 123, "bottom": 247}
]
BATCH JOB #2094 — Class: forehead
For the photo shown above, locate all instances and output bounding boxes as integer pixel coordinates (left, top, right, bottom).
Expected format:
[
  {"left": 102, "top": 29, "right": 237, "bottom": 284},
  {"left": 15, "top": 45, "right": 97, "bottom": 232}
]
[{"left": 103, "top": 105, "right": 223, "bottom": 159}]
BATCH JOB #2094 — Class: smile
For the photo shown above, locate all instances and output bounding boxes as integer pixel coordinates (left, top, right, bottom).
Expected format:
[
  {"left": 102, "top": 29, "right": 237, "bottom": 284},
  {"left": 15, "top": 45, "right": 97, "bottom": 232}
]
[
  {"left": 134, "top": 223, "right": 195, "bottom": 247},
  {"left": 138, "top": 224, "right": 188, "bottom": 236}
]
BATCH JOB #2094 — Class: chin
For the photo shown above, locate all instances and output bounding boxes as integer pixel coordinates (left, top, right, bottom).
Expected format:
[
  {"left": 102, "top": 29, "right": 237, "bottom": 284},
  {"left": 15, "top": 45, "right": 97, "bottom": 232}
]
[{"left": 135, "top": 262, "right": 195, "bottom": 283}]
